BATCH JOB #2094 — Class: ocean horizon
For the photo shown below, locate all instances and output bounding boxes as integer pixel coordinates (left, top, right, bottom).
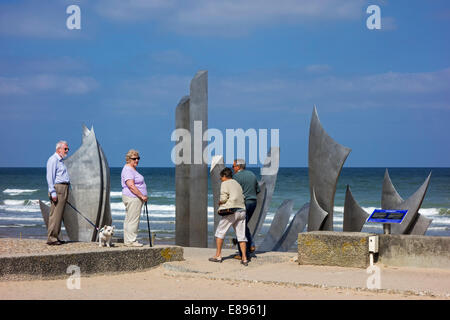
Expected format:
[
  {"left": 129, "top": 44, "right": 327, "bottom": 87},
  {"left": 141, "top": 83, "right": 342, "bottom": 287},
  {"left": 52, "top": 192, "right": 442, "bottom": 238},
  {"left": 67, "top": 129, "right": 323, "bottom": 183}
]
[{"left": 1, "top": 167, "right": 449, "bottom": 250}]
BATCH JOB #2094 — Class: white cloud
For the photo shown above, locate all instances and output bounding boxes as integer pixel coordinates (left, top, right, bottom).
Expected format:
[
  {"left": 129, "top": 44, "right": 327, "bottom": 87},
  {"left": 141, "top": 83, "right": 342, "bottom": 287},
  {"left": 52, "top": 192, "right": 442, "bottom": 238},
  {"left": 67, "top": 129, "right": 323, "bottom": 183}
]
[
  {"left": 95, "top": 0, "right": 366, "bottom": 36},
  {"left": 0, "top": 74, "right": 98, "bottom": 95}
]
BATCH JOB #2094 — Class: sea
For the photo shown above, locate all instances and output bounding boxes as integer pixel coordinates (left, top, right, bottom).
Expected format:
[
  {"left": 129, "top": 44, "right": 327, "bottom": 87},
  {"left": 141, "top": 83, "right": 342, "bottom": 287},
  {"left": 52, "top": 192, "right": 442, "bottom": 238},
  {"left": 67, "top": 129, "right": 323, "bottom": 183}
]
[{"left": 0, "top": 167, "right": 449, "bottom": 251}]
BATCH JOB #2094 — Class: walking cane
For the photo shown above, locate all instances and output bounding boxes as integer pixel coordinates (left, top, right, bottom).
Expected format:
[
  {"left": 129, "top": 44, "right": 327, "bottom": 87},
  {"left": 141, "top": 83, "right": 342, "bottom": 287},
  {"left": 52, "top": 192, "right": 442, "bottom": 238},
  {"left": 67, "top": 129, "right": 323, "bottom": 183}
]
[{"left": 144, "top": 202, "right": 152, "bottom": 247}]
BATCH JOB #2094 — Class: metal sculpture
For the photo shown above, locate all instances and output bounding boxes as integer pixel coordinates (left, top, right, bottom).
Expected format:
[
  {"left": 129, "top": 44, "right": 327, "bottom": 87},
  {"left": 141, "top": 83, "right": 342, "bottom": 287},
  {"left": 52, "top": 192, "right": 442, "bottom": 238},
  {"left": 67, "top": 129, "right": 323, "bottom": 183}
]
[
  {"left": 382, "top": 169, "right": 432, "bottom": 235},
  {"left": 39, "top": 126, "right": 112, "bottom": 242},
  {"left": 246, "top": 147, "right": 279, "bottom": 242},
  {"left": 259, "top": 200, "right": 294, "bottom": 252},
  {"left": 175, "top": 70, "right": 209, "bottom": 248},
  {"left": 272, "top": 202, "right": 310, "bottom": 252},
  {"left": 308, "top": 106, "right": 351, "bottom": 231},
  {"left": 343, "top": 185, "right": 369, "bottom": 232}
]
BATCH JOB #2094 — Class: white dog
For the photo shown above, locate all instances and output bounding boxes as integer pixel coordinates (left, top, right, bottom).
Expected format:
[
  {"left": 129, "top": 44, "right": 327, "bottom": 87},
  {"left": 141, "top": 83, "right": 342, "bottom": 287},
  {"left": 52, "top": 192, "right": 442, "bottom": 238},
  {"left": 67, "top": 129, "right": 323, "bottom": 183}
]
[{"left": 98, "top": 225, "right": 115, "bottom": 247}]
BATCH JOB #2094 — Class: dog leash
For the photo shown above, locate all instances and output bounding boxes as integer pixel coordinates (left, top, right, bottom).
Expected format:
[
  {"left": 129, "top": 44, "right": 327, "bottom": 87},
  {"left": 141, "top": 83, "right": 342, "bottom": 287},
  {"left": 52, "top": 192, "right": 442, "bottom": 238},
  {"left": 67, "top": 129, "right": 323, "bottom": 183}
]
[{"left": 66, "top": 201, "right": 99, "bottom": 231}]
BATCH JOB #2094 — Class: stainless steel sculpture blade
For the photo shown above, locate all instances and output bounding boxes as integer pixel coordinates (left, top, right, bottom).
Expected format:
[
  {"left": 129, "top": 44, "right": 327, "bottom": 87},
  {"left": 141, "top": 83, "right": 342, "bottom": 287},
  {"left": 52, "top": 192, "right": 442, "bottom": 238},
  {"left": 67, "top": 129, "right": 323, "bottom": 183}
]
[
  {"left": 175, "top": 70, "right": 209, "bottom": 248},
  {"left": 343, "top": 185, "right": 369, "bottom": 232},
  {"left": 98, "top": 141, "right": 112, "bottom": 229},
  {"left": 381, "top": 169, "right": 404, "bottom": 209},
  {"left": 273, "top": 202, "right": 310, "bottom": 252},
  {"left": 389, "top": 172, "right": 432, "bottom": 234},
  {"left": 247, "top": 180, "right": 266, "bottom": 238},
  {"left": 259, "top": 199, "right": 294, "bottom": 252},
  {"left": 409, "top": 213, "right": 433, "bottom": 235},
  {"left": 249, "top": 147, "right": 279, "bottom": 240},
  {"left": 307, "top": 188, "right": 328, "bottom": 231},
  {"left": 308, "top": 106, "right": 351, "bottom": 231},
  {"left": 210, "top": 155, "right": 225, "bottom": 233},
  {"left": 175, "top": 96, "right": 191, "bottom": 247},
  {"left": 63, "top": 128, "right": 103, "bottom": 241}
]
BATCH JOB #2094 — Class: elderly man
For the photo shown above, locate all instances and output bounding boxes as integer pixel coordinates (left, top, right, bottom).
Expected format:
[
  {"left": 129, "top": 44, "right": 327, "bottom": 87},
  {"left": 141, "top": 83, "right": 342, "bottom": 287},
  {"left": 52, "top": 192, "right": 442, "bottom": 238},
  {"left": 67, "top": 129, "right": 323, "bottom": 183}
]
[
  {"left": 46, "top": 140, "right": 70, "bottom": 245},
  {"left": 232, "top": 159, "right": 260, "bottom": 259}
]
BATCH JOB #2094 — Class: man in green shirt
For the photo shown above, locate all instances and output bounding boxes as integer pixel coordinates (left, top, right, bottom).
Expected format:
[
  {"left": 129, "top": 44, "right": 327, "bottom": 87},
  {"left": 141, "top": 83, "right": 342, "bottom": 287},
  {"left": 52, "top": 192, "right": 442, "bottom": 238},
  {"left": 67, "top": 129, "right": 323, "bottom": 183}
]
[{"left": 232, "top": 159, "right": 260, "bottom": 258}]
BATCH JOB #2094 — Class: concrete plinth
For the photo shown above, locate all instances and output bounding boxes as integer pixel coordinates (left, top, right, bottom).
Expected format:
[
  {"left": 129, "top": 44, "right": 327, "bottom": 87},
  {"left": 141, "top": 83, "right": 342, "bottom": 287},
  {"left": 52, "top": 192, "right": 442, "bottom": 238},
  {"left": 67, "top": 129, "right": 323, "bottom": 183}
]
[
  {"left": 0, "top": 240, "right": 184, "bottom": 280},
  {"left": 298, "top": 231, "right": 374, "bottom": 268},
  {"left": 378, "top": 234, "right": 450, "bottom": 269}
]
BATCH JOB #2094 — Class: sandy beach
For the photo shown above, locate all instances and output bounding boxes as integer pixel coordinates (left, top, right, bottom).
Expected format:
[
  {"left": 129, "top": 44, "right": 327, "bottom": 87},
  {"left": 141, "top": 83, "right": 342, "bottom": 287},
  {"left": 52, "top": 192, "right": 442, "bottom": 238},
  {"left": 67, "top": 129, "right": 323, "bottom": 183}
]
[{"left": 0, "top": 240, "right": 449, "bottom": 301}]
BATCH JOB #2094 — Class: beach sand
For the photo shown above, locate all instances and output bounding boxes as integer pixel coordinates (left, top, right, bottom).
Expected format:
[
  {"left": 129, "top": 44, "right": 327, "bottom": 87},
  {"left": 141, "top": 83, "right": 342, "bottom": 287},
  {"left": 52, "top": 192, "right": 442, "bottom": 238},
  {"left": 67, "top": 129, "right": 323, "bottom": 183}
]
[{"left": 0, "top": 240, "right": 449, "bottom": 300}]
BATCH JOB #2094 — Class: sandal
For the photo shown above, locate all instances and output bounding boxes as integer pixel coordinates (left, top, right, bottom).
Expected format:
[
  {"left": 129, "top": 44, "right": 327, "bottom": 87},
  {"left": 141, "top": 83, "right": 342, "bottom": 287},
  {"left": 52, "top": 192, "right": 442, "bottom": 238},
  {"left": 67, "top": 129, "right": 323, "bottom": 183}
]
[
  {"left": 241, "top": 260, "right": 249, "bottom": 266},
  {"left": 208, "top": 256, "right": 222, "bottom": 263}
]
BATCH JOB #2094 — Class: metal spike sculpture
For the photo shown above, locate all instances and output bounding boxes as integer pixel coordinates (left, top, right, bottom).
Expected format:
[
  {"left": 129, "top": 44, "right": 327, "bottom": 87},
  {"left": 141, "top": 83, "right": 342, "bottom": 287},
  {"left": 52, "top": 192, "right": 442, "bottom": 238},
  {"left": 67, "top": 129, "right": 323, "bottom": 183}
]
[
  {"left": 308, "top": 106, "right": 351, "bottom": 231},
  {"left": 382, "top": 169, "right": 432, "bottom": 235},
  {"left": 343, "top": 185, "right": 369, "bottom": 232},
  {"left": 39, "top": 125, "right": 112, "bottom": 242}
]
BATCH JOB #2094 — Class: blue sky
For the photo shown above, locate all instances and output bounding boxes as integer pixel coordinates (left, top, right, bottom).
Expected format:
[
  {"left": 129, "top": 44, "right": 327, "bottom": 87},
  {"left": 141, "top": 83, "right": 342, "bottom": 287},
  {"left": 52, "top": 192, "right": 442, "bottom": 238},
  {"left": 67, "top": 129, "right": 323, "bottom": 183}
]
[{"left": 0, "top": 0, "right": 449, "bottom": 167}]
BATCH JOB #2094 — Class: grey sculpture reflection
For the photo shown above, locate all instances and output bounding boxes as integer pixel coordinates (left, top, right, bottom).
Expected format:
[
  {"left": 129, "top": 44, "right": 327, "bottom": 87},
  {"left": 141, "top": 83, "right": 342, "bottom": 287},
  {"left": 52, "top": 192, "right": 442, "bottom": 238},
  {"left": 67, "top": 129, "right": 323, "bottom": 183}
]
[
  {"left": 382, "top": 169, "right": 432, "bottom": 235},
  {"left": 39, "top": 126, "right": 112, "bottom": 242},
  {"left": 308, "top": 106, "right": 351, "bottom": 231}
]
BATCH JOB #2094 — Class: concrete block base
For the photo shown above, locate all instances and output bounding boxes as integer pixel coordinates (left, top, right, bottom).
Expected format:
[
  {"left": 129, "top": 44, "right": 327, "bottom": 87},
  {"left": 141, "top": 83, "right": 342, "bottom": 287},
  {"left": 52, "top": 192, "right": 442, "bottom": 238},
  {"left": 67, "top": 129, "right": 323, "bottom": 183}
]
[
  {"left": 379, "top": 234, "right": 450, "bottom": 269},
  {"left": 298, "top": 231, "right": 374, "bottom": 268},
  {"left": 0, "top": 244, "right": 184, "bottom": 280}
]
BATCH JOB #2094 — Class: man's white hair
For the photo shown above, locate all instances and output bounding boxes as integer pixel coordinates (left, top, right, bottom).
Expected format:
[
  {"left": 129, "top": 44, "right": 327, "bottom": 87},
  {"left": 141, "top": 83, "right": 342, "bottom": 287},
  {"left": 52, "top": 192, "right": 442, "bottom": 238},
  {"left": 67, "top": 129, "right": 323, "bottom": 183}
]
[
  {"left": 56, "top": 140, "right": 68, "bottom": 151},
  {"left": 235, "top": 158, "right": 246, "bottom": 169}
]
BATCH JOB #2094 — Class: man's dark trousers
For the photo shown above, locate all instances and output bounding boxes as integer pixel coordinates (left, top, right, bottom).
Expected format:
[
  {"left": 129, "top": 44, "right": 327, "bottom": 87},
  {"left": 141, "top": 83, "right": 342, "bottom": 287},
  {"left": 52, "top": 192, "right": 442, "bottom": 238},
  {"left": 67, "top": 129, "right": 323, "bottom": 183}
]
[{"left": 238, "top": 199, "right": 257, "bottom": 257}]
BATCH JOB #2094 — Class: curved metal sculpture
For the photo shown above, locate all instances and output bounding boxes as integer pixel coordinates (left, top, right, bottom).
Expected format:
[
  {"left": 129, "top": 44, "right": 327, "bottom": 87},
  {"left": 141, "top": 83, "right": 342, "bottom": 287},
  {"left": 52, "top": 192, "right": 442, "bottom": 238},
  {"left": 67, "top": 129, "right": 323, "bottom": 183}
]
[
  {"left": 247, "top": 147, "right": 279, "bottom": 240},
  {"left": 382, "top": 169, "right": 432, "bottom": 235},
  {"left": 259, "top": 199, "right": 294, "bottom": 252},
  {"left": 273, "top": 202, "right": 310, "bottom": 252},
  {"left": 307, "top": 188, "right": 329, "bottom": 231},
  {"left": 40, "top": 126, "right": 112, "bottom": 242},
  {"left": 343, "top": 185, "right": 369, "bottom": 232},
  {"left": 308, "top": 106, "right": 351, "bottom": 231}
]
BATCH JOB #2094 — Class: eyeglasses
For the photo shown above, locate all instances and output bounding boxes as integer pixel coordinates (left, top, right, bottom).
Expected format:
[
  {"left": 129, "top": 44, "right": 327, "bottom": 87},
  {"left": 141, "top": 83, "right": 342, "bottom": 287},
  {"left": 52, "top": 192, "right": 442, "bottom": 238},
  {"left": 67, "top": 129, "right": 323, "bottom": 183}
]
[{"left": 131, "top": 157, "right": 140, "bottom": 161}]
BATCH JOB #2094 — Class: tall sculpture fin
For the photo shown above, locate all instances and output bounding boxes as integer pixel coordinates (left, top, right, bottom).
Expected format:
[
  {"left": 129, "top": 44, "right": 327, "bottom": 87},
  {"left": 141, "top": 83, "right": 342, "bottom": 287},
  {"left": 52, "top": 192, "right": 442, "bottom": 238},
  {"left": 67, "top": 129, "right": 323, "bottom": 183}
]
[
  {"left": 259, "top": 199, "right": 294, "bottom": 252},
  {"left": 63, "top": 128, "right": 103, "bottom": 241},
  {"left": 175, "top": 96, "right": 191, "bottom": 247},
  {"left": 247, "top": 181, "right": 266, "bottom": 238},
  {"left": 343, "top": 185, "right": 369, "bottom": 232},
  {"left": 248, "top": 147, "right": 279, "bottom": 240},
  {"left": 175, "top": 70, "right": 209, "bottom": 248},
  {"left": 308, "top": 106, "right": 351, "bottom": 231},
  {"left": 273, "top": 202, "right": 310, "bottom": 252},
  {"left": 390, "top": 172, "right": 432, "bottom": 234},
  {"left": 381, "top": 169, "right": 404, "bottom": 209}
]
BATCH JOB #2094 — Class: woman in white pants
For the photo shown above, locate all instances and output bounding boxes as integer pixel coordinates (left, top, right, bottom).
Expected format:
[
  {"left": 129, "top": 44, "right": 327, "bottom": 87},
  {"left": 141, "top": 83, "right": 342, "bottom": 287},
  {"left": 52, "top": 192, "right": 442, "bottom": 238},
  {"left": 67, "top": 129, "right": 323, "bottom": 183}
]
[
  {"left": 209, "top": 167, "right": 249, "bottom": 266},
  {"left": 121, "top": 149, "right": 148, "bottom": 247}
]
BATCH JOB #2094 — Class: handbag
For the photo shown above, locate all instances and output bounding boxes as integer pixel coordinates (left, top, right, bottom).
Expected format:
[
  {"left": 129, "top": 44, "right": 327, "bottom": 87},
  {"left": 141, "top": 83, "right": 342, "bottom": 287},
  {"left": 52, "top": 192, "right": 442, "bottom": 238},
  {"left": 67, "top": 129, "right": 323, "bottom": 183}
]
[{"left": 217, "top": 208, "right": 238, "bottom": 216}]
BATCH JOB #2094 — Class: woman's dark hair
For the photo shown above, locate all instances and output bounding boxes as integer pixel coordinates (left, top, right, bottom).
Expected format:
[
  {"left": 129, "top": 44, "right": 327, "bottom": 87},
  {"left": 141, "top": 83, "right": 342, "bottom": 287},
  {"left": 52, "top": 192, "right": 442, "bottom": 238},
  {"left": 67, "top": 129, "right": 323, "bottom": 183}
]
[{"left": 220, "top": 167, "right": 233, "bottom": 178}]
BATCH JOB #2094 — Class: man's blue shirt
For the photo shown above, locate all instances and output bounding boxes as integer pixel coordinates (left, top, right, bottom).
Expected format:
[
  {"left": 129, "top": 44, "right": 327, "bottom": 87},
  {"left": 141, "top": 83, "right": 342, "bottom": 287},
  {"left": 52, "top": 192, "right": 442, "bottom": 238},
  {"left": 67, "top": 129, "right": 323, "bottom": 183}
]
[{"left": 46, "top": 153, "right": 70, "bottom": 197}]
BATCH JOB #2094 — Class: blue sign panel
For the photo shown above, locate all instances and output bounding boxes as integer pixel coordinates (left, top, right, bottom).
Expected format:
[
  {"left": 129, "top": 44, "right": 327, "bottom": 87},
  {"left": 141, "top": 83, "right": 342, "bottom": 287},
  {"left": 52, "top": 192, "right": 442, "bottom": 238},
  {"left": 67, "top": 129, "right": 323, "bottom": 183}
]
[{"left": 367, "top": 209, "right": 408, "bottom": 224}]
